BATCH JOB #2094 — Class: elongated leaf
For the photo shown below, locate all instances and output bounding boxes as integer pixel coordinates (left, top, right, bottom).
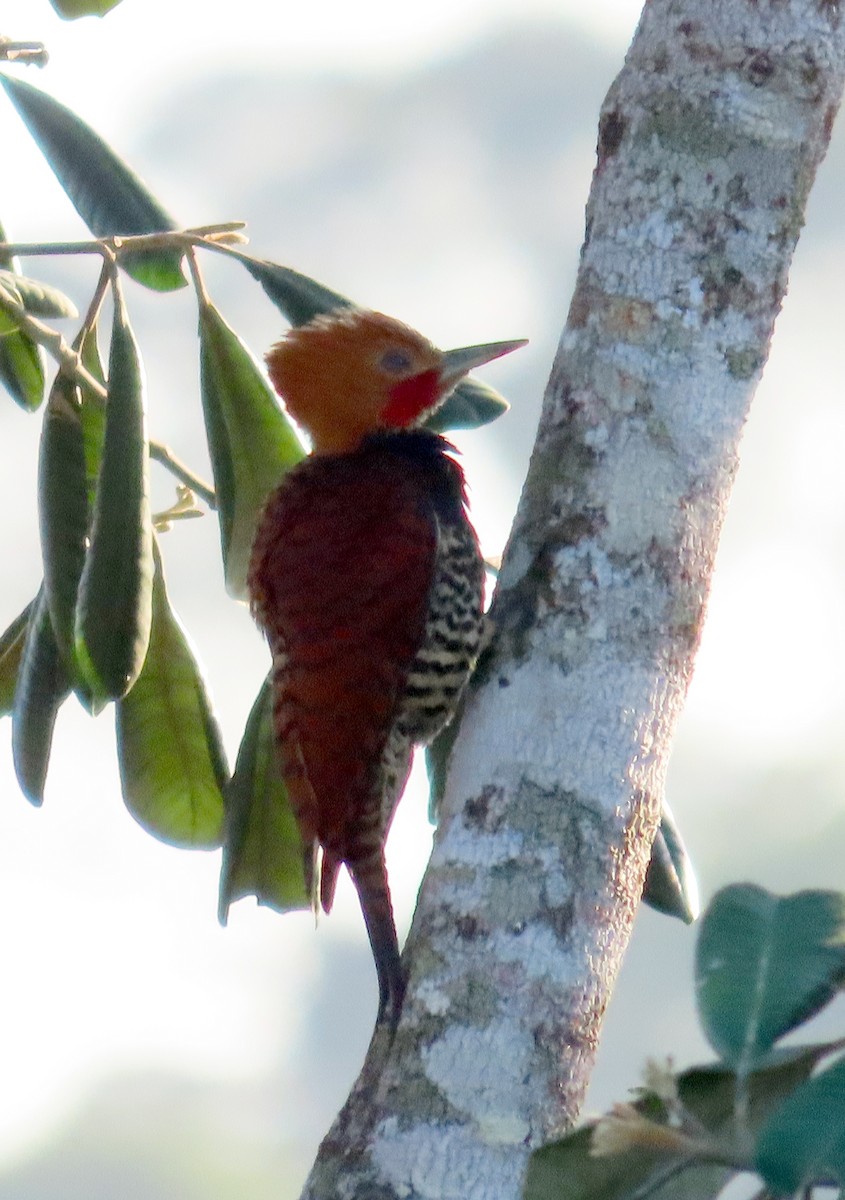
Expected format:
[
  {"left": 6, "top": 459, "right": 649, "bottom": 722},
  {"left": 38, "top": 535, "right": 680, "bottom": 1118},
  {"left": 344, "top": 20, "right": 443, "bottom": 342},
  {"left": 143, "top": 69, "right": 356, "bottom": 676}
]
[
  {"left": 75, "top": 281, "right": 154, "bottom": 706},
  {"left": 38, "top": 367, "right": 90, "bottom": 671},
  {"left": 0, "top": 275, "right": 23, "bottom": 332},
  {"left": 242, "top": 257, "right": 353, "bottom": 328},
  {"left": 684, "top": 1042, "right": 845, "bottom": 1133},
  {"left": 524, "top": 1043, "right": 835, "bottom": 1200},
  {"left": 0, "top": 601, "right": 34, "bottom": 716},
  {"left": 245, "top": 256, "right": 511, "bottom": 432},
  {"left": 219, "top": 675, "right": 308, "bottom": 921},
  {"left": 198, "top": 300, "right": 304, "bottom": 599},
  {"left": 756, "top": 1053, "right": 845, "bottom": 1195},
  {"left": 11, "top": 589, "right": 72, "bottom": 805},
  {"left": 0, "top": 270, "right": 77, "bottom": 319},
  {"left": 51, "top": 0, "right": 123, "bottom": 15},
  {"left": 0, "top": 220, "right": 17, "bottom": 271},
  {"left": 642, "top": 802, "right": 698, "bottom": 924},
  {"left": 116, "top": 542, "right": 227, "bottom": 848},
  {"left": 0, "top": 329, "right": 45, "bottom": 409},
  {"left": 525, "top": 1124, "right": 727, "bottom": 1200},
  {"left": 425, "top": 693, "right": 465, "bottom": 822},
  {"left": 695, "top": 885, "right": 845, "bottom": 1073},
  {"left": 77, "top": 323, "right": 107, "bottom": 506},
  {"left": 39, "top": 326, "right": 106, "bottom": 709},
  {"left": 0, "top": 218, "right": 45, "bottom": 410},
  {"left": 38, "top": 322, "right": 105, "bottom": 648},
  {"left": 0, "top": 76, "right": 184, "bottom": 291}
]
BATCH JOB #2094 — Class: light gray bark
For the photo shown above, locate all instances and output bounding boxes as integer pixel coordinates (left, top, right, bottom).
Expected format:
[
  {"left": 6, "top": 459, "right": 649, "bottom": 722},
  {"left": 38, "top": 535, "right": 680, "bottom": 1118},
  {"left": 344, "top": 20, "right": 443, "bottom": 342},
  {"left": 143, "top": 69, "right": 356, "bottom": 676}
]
[{"left": 302, "top": 2, "right": 845, "bottom": 1197}]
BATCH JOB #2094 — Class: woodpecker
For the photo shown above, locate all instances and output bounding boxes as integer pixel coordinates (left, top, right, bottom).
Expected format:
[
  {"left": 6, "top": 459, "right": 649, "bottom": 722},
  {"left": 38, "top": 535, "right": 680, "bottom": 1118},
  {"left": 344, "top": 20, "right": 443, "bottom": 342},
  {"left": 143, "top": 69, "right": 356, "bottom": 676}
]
[{"left": 248, "top": 308, "right": 526, "bottom": 1025}]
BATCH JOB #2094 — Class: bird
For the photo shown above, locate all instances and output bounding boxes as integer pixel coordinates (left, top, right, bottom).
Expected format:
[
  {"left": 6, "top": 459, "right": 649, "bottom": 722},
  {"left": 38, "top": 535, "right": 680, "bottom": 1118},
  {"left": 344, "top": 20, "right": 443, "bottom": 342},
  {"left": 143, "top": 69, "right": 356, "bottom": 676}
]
[{"left": 248, "top": 307, "right": 526, "bottom": 1026}]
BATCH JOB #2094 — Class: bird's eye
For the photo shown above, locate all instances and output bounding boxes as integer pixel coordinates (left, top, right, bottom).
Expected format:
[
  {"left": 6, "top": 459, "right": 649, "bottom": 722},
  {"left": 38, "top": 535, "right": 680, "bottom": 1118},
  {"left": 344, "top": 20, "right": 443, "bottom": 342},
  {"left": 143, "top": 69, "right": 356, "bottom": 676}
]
[{"left": 380, "top": 349, "right": 413, "bottom": 373}]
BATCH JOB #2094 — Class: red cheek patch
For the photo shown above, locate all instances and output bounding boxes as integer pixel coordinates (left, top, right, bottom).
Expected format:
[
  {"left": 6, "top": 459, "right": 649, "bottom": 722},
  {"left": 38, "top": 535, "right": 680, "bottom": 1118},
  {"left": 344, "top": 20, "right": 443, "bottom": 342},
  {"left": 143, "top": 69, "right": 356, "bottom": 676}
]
[{"left": 382, "top": 369, "right": 441, "bottom": 426}]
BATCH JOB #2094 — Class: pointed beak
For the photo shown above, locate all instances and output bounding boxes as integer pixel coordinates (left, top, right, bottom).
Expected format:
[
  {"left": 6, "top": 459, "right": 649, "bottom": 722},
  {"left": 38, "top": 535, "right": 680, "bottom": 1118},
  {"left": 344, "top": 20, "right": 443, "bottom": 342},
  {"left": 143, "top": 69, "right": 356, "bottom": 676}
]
[{"left": 438, "top": 337, "right": 528, "bottom": 390}]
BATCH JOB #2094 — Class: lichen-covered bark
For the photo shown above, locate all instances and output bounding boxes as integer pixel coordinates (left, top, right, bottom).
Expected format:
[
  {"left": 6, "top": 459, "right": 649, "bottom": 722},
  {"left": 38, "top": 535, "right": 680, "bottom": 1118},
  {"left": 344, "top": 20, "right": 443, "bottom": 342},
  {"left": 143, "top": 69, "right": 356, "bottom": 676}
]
[{"left": 301, "top": 3, "right": 845, "bottom": 1197}]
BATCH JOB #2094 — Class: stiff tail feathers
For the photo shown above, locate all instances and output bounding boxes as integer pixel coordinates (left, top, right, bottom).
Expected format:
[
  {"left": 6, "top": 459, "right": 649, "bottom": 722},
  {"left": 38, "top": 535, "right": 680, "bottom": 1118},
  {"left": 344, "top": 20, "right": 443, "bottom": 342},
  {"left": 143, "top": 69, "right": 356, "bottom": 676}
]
[
  {"left": 347, "top": 850, "right": 405, "bottom": 1028},
  {"left": 319, "top": 850, "right": 341, "bottom": 914}
]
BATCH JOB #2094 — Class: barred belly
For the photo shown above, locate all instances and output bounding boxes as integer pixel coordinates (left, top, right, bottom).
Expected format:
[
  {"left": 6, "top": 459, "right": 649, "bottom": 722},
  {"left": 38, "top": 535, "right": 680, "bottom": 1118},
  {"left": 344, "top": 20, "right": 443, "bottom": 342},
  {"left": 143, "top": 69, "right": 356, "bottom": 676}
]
[{"left": 377, "top": 518, "right": 485, "bottom": 829}]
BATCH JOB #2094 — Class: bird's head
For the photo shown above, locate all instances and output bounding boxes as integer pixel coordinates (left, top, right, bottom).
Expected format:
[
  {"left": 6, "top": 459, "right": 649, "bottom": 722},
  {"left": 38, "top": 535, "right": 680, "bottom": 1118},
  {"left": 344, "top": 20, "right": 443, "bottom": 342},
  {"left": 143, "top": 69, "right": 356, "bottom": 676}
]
[{"left": 265, "top": 308, "right": 526, "bottom": 454}]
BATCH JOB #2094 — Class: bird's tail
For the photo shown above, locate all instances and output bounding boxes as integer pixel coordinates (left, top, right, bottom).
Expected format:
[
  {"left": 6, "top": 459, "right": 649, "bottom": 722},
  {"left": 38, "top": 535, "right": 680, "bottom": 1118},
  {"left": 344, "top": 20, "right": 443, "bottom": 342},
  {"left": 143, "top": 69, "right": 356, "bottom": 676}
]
[
  {"left": 319, "top": 850, "right": 342, "bottom": 914},
  {"left": 347, "top": 849, "right": 405, "bottom": 1028}
]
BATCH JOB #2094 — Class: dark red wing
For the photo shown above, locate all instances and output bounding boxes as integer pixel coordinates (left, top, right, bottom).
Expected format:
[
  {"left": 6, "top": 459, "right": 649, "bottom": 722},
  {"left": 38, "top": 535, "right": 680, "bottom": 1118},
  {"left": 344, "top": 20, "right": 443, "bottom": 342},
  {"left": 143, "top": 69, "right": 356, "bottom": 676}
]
[{"left": 249, "top": 448, "right": 437, "bottom": 872}]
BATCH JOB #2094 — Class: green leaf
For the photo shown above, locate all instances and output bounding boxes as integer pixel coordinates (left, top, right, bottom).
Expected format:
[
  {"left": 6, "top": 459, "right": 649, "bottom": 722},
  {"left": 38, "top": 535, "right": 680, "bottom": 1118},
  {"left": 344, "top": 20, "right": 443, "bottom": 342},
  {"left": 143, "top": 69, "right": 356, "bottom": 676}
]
[
  {"left": 680, "top": 1042, "right": 842, "bottom": 1134},
  {"left": 524, "top": 1125, "right": 727, "bottom": 1200},
  {"left": 425, "top": 374, "right": 510, "bottom": 432},
  {"left": 695, "top": 884, "right": 845, "bottom": 1073},
  {"left": 425, "top": 693, "right": 465, "bottom": 823},
  {"left": 756, "top": 1053, "right": 845, "bottom": 1194},
  {"left": 0, "top": 218, "right": 45, "bottom": 410},
  {"left": 50, "top": 0, "right": 124, "bottom": 16},
  {"left": 11, "top": 589, "right": 72, "bottom": 805},
  {"left": 39, "top": 323, "right": 107, "bottom": 708},
  {"left": 219, "top": 675, "right": 309, "bottom": 921},
  {"left": 0, "top": 601, "right": 34, "bottom": 717},
  {"left": 242, "top": 258, "right": 353, "bottom": 327},
  {"left": 642, "top": 802, "right": 699, "bottom": 924},
  {"left": 38, "top": 364, "right": 90, "bottom": 674},
  {"left": 198, "top": 300, "right": 304, "bottom": 599},
  {"left": 0, "top": 275, "right": 23, "bottom": 332},
  {"left": 0, "top": 75, "right": 184, "bottom": 291},
  {"left": 115, "top": 542, "right": 227, "bottom": 848},
  {"left": 75, "top": 280, "right": 154, "bottom": 706},
  {"left": 523, "top": 1043, "right": 835, "bottom": 1200},
  {"left": 0, "top": 219, "right": 17, "bottom": 271},
  {"left": 0, "top": 270, "right": 77, "bottom": 319},
  {"left": 0, "top": 329, "right": 45, "bottom": 410},
  {"left": 77, "top": 323, "right": 107, "bottom": 507}
]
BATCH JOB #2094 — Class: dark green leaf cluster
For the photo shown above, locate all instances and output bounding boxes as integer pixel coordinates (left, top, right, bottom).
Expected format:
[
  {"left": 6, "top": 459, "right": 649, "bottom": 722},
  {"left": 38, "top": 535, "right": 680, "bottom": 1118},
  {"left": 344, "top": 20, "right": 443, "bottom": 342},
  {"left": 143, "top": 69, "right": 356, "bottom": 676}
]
[
  {"left": 0, "top": 74, "right": 517, "bottom": 919},
  {"left": 525, "top": 883, "right": 845, "bottom": 1200}
]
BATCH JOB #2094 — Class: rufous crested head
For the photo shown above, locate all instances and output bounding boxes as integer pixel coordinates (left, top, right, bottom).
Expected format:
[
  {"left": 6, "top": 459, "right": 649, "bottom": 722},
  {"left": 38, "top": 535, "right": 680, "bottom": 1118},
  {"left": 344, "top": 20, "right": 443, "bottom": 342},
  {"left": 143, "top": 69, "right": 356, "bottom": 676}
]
[{"left": 265, "top": 307, "right": 526, "bottom": 455}]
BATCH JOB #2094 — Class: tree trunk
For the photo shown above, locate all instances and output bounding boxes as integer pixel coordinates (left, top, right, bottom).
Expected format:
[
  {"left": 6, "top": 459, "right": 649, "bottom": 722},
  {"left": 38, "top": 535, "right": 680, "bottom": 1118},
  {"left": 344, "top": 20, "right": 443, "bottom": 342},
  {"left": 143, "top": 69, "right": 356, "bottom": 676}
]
[{"left": 301, "top": 2, "right": 845, "bottom": 1196}]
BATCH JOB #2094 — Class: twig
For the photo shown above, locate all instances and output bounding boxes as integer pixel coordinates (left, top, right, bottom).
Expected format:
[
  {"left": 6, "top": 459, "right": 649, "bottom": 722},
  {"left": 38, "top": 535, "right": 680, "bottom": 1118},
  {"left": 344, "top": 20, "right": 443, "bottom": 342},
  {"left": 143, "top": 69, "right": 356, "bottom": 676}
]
[
  {"left": 0, "top": 37, "right": 48, "bottom": 67},
  {"left": 0, "top": 223, "right": 248, "bottom": 262},
  {"left": 149, "top": 442, "right": 216, "bottom": 509},
  {"left": 0, "top": 238, "right": 106, "bottom": 259},
  {"left": 153, "top": 486, "right": 206, "bottom": 531}
]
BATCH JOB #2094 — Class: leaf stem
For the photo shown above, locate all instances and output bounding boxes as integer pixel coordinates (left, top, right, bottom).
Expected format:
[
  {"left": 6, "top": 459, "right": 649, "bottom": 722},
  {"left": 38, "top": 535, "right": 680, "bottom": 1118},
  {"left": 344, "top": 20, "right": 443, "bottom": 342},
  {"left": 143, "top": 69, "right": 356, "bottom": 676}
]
[
  {"left": 186, "top": 246, "right": 211, "bottom": 308},
  {"left": 80, "top": 257, "right": 113, "bottom": 339}
]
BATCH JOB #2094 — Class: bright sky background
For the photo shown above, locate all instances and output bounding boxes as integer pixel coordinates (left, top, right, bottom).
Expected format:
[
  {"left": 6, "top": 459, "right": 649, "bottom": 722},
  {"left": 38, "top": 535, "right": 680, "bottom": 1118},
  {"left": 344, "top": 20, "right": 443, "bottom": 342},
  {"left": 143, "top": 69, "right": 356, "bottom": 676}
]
[
  {"left": 6, "top": 0, "right": 640, "bottom": 98},
  {"left": 1, "top": 0, "right": 844, "bottom": 1190}
]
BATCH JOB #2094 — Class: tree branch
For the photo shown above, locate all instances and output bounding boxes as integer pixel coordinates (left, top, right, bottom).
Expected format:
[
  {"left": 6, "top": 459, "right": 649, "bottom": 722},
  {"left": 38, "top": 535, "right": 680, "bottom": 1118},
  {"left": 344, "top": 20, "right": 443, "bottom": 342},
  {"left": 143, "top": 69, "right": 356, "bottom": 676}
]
[
  {"left": 0, "top": 36, "right": 48, "bottom": 67},
  {"left": 300, "top": 2, "right": 845, "bottom": 1197}
]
